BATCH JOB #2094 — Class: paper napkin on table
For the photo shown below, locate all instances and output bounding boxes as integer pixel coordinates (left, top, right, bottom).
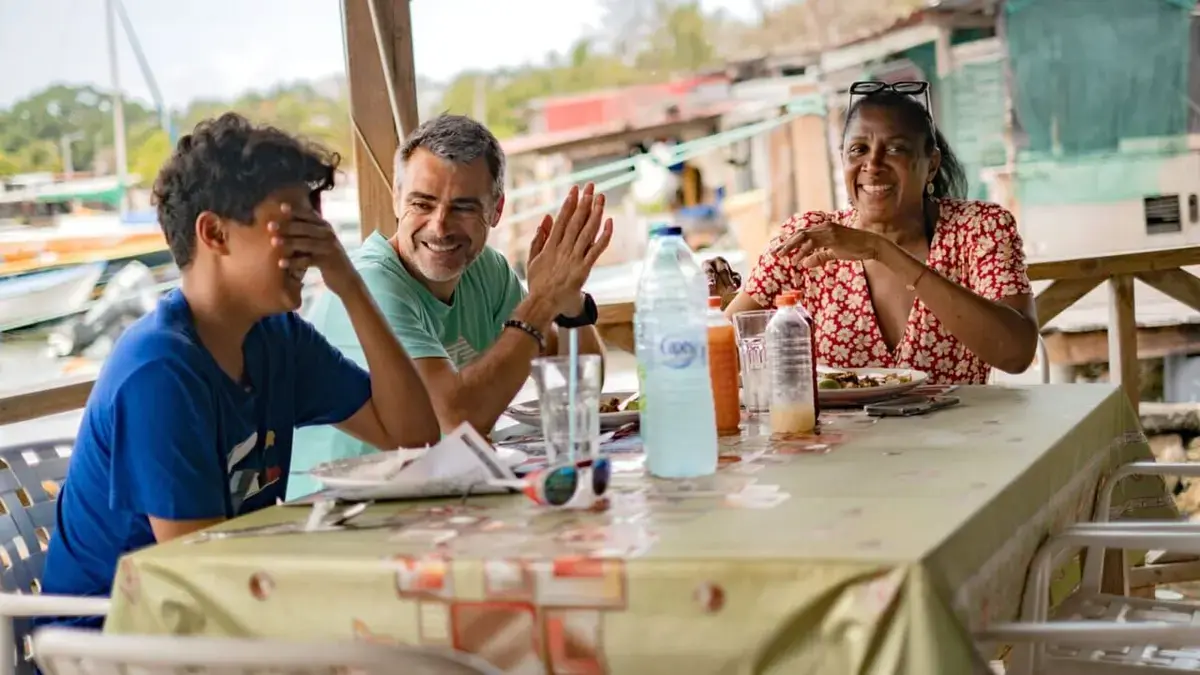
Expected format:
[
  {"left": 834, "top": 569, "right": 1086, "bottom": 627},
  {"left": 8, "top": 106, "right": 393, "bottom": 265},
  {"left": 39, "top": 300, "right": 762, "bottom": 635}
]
[{"left": 319, "top": 422, "right": 519, "bottom": 501}]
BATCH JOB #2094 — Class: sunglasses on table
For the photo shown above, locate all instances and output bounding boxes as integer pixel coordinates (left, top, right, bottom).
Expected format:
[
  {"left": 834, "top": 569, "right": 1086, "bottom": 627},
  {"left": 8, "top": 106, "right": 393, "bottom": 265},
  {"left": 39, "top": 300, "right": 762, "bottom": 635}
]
[{"left": 489, "top": 457, "right": 611, "bottom": 508}]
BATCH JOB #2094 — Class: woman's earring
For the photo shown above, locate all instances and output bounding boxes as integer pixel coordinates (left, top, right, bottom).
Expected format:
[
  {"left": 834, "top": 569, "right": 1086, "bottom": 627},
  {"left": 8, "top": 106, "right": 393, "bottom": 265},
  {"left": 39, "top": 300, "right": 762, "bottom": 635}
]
[{"left": 926, "top": 182, "right": 935, "bottom": 196}]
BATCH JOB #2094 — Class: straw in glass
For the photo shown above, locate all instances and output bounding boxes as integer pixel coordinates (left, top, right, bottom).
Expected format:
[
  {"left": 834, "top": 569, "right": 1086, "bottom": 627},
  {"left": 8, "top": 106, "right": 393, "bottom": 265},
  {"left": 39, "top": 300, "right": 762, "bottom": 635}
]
[{"left": 567, "top": 327, "right": 578, "bottom": 464}]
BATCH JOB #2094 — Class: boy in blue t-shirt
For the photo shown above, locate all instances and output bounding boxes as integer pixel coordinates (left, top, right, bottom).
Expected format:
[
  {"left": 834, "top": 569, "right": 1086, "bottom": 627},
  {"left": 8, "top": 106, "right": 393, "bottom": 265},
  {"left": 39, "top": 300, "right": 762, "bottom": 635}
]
[{"left": 40, "top": 113, "right": 441, "bottom": 622}]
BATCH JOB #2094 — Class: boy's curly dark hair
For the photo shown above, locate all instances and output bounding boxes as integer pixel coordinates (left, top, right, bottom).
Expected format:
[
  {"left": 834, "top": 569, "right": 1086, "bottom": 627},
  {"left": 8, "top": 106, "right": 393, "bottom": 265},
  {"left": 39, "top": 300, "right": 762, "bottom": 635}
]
[{"left": 152, "top": 112, "right": 339, "bottom": 268}]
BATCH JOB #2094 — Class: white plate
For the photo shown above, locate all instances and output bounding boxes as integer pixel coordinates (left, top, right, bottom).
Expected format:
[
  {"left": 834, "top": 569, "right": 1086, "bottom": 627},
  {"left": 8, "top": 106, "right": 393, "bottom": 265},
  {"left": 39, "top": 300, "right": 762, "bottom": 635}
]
[
  {"left": 816, "top": 367, "right": 928, "bottom": 406},
  {"left": 311, "top": 446, "right": 528, "bottom": 490},
  {"left": 506, "top": 390, "right": 639, "bottom": 431}
]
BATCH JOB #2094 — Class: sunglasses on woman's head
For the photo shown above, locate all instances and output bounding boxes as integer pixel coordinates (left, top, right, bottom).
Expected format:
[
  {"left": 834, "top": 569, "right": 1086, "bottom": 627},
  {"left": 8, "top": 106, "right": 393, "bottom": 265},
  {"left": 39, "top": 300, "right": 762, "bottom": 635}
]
[
  {"left": 848, "top": 80, "right": 938, "bottom": 135},
  {"left": 849, "top": 80, "right": 929, "bottom": 97}
]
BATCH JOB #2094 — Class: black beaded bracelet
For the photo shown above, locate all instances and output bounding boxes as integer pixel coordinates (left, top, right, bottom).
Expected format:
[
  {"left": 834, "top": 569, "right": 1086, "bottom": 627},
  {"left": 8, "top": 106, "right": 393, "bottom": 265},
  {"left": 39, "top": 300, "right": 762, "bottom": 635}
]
[{"left": 503, "top": 319, "right": 546, "bottom": 351}]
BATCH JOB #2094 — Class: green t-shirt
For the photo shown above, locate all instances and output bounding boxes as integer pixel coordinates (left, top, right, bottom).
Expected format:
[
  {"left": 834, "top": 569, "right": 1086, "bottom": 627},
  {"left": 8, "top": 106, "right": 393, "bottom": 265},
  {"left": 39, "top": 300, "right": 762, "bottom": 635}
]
[{"left": 287, "top": 231, "right": 525, "bottom": 499}]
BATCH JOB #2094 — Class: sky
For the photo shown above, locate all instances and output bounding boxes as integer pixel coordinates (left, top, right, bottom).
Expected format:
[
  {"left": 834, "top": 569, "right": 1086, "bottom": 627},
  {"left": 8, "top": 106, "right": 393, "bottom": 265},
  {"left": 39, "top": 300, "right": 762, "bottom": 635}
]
[{"left": 0, "top": 0, "right": 765, "bottom": 110}]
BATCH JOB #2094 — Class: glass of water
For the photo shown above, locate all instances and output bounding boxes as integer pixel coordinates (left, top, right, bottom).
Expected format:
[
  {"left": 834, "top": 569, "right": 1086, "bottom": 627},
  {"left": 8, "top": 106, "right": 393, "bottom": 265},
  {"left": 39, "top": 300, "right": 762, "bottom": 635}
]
[
  {"left": 733, "top": 310, "right": 775, "bottom": 413},
  {"left": 530, "top": 355, "right": 602, "bottom": 464}
]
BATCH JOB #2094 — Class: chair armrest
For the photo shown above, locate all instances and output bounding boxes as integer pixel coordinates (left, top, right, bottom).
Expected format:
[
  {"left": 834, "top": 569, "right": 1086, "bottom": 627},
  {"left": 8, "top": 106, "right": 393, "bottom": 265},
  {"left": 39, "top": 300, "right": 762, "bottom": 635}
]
[
  {"left": 0, "top": 594, "right": 109, "bottom": 675},
  {"left": 978, "top": 618, "right": 1200, "bottom": 673},
  {"left": 977, "top": 619, "right": 1200, "bottom": 645},
  {"left": 0, "top": 594, "right": 109, "bottom": 618},
  {"left": 1095, "top": 461, "right": 1198, "bottom": 524},
  {"left": 1084, "top": 461, "right": 1198, "bottom": 594}
]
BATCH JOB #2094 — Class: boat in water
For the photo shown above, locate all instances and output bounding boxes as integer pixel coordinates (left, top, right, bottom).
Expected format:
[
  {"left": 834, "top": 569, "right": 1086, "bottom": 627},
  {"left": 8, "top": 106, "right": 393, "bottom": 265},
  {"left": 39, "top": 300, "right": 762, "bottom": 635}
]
[
  {"left": 0, "top": 213, "right": 167, "bottom": 277},
  {"left": 0, "top": 263, "right": 106, "bottom": 332},
  {"left": 47, "top": 260, "right": 159, "bottom": 358},
  {"left": 0, "top": 179, "right": 364, "bottom": 335}
]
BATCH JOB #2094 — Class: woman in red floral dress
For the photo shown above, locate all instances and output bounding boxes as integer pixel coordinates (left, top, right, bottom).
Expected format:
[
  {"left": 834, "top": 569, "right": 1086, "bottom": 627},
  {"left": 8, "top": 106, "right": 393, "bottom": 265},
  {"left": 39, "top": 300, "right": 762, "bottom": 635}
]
[{"left": 708, "top": 84, "right": 1038, "bottom": 385}]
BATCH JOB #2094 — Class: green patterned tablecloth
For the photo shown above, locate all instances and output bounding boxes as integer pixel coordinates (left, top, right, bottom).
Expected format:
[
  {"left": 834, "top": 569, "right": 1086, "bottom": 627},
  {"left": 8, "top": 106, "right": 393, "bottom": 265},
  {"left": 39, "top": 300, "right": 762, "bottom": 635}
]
[{"left": 105, "top": 385, "right": 1172, "bottom": 674}]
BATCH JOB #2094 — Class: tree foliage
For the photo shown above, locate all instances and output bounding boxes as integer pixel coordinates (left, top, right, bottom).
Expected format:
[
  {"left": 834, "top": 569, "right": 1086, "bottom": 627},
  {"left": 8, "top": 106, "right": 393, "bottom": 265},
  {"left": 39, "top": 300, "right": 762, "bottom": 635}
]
[
  {"left": 398, "top": 0, "right": 733, "bottom": 138},
  {"left": 0, "top": 80, "right": 353, "bottom": 184},
  {"left": 0, "top": 84, "right": 158, "bottom": 178},
  {"left": 0, "top": 0, "right": 745, "bottom": 180}
]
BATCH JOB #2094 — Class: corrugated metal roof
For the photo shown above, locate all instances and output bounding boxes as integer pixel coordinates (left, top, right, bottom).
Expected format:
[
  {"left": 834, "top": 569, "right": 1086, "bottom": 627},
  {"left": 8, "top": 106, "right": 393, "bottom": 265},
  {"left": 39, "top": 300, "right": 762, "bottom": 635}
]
[
  {"left": 742, "top": 0, "right": 1001, "bottom": 59},
  {"left": 502, "top": 105, "right": 734, "bottom": 157}
]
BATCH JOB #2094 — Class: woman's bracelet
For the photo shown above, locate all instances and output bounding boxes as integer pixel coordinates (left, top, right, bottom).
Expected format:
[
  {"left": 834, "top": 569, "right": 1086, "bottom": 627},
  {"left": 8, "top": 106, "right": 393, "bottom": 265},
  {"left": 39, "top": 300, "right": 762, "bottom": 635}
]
[{"left": 905, "top": 266, "right": 929, "bottom": 292}]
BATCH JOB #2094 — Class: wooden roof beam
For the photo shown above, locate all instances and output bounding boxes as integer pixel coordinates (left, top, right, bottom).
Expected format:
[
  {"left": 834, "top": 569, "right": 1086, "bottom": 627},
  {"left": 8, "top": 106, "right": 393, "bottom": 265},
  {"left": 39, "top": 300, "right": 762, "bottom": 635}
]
[{"left": 342, "top": 0, "right": 419, "bottom": 239}]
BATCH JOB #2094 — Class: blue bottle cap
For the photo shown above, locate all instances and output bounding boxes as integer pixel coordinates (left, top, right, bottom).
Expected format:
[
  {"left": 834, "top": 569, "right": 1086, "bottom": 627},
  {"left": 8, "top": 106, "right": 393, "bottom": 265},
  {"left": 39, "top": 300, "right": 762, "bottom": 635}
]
[{"left": 650, "top": 225, "right": 684, "bottom": 237}]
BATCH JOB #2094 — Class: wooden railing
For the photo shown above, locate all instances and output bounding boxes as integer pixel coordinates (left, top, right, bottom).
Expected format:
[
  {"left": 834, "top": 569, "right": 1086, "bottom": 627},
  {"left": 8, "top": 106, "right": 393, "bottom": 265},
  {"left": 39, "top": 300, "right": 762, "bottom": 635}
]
[
  {"left": 6, "top": 245, "right": 1200, "bottom": 426},
  {"left": 1032, "top": 246, "right": 1200, "bottom": 410},
  {"left": 596, "top": 300, "right": 636, "bottom": 354},
  {"left": 0, "top": 376, "right": 93, "bottom": 426}
]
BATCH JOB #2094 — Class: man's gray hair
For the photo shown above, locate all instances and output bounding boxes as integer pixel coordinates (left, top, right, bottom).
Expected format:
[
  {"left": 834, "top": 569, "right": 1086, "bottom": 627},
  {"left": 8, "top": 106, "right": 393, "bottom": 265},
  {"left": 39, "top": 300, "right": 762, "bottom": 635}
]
[{"left": 394, "top": 114, "right": 506, "bottom": 201}]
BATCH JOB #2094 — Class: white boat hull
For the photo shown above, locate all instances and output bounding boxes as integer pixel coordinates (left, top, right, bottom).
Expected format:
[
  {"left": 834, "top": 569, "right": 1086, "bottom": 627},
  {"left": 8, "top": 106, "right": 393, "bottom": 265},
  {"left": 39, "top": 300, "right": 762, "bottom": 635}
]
[{"left": 0, "top": 263, "right": 106, "bottom": 331}]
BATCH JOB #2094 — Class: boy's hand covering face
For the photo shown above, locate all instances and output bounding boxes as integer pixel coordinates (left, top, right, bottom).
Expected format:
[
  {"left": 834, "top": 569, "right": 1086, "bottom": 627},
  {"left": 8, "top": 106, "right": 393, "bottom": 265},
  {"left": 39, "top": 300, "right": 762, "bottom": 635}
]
[{"left": 268, "top": 202, "right": 358, "bottom": 298}]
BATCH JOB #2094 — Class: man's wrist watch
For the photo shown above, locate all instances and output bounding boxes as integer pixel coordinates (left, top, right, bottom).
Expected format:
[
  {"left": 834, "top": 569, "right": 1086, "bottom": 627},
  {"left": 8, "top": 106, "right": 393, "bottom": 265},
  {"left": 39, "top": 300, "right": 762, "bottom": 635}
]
[{"left": 554, "top": 293, "right": 598, "bottom": 328}]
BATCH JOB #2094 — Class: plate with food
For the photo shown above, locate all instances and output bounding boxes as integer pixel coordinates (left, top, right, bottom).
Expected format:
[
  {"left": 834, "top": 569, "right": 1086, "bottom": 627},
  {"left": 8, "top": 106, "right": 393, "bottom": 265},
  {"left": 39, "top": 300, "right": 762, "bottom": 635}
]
[
  {"left": 506, "top": 391, "right": 640, "bottom": 430},
  {"left": 815, "top": 367, "right": 927, "bottom": 406}
]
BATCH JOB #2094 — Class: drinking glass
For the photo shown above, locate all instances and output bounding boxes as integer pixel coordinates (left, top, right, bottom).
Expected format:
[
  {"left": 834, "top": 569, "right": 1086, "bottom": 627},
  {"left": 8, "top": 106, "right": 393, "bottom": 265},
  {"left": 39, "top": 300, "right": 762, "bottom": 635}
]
[
  {"left": 530, "top": 355, "right": 602, "bottom": 463},
  {"left": 733, "top": 310, "right": 775, "bottom": 413}
]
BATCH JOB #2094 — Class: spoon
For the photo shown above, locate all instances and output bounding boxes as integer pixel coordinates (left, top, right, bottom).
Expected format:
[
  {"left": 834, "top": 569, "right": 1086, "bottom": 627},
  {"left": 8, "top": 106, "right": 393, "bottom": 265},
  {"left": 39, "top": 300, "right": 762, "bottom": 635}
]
[
  {"left": 324, "top": 500, "right": 372, "bottom": 527},
  {"left": 618, "top": 392, "right": 640, "bottom": 412}
]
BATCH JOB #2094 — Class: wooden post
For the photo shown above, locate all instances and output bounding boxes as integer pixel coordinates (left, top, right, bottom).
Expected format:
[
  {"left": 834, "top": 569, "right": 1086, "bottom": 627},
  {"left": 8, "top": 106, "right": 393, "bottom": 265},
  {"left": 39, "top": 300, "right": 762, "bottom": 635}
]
[
  {"left": 1107, "top": 274, "right": 1139, "bottom": 411},
  {"left": 766, "top": 107, "right": 795, "bottom": 227},
  {"left": 342, "top": 0, "right": 420, "bottom": 240}
]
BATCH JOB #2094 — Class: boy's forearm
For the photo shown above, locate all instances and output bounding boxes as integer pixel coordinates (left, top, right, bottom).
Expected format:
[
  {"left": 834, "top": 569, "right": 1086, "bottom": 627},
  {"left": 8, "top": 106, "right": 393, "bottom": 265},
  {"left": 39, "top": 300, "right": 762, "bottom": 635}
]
[{"left": 338, "top": 278, "right": 440, "bottom": 446}]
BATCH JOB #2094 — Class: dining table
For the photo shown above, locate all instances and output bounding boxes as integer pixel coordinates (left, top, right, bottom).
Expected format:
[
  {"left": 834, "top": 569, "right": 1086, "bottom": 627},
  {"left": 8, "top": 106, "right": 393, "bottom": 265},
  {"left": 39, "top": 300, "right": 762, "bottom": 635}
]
[{"left": 103, "top": 383, "right": 1173, "bottom": 674}]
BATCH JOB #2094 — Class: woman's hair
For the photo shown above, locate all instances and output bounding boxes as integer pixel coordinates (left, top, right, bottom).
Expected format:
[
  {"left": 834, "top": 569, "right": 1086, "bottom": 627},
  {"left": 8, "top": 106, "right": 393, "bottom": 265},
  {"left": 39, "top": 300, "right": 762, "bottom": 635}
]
[{"left": 842, "top": 90, "right": 968, "bottom": 200}]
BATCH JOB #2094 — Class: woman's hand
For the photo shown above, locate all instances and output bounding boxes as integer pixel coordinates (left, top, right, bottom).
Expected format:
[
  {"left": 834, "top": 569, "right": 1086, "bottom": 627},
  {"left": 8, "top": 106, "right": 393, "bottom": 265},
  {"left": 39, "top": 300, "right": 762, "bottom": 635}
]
[
  {"left": 702, "top": 257, "right": 742, "bottom": 309},
  {"left": 773, "top": 224, "right": 887, "bottom": 268}
]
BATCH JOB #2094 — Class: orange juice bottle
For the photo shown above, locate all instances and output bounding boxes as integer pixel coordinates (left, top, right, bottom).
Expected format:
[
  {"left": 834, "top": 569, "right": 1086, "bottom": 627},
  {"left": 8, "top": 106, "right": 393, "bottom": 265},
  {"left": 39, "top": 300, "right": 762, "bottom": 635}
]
[{"left": 706, "top": 296, "right": 742, "bottom": 435}]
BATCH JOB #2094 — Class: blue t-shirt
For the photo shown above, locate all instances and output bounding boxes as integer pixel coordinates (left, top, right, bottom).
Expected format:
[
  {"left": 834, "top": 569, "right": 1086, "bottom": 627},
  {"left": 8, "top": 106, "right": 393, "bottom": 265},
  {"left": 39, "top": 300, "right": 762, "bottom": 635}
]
[{"left": 40, "top": 289, "right": 371, "bottom": 623}]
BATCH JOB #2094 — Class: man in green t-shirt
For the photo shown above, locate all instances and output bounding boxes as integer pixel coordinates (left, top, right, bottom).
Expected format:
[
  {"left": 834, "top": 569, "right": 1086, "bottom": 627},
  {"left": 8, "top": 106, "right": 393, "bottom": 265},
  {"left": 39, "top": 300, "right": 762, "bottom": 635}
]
[{"left": 289, "top": 115, "right": 611, "bottom": 498}]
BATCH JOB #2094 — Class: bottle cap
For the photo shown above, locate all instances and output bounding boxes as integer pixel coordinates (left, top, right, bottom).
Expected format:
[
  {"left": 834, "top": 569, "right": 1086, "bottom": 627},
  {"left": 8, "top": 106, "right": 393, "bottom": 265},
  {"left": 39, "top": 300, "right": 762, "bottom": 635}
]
[
  {"left": 707, "top": 296, "right": 722, "bottom": 308},
  {"left": 775, "top": 294, "right": 797, "bottom": 308}
]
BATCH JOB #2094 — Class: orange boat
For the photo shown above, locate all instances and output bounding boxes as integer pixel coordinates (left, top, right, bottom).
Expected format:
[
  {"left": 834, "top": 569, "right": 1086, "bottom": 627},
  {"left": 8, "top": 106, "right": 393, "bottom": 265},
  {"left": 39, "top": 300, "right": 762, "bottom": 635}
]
[
  {"left": 0, "top": 228, "right": 167, "bottom": 277},
  {"left": 0, "top": 174, "right": 170, "bottom": 277}
]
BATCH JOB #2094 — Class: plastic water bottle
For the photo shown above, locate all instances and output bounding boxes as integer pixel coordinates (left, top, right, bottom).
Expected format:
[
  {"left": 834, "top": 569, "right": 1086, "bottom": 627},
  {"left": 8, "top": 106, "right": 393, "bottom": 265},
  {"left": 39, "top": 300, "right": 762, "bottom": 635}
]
[
  {"left": 634, "top": 225, "right": 719, "bottom": 478},
  {"left": 767, "top": 294, "right": 816, "bottom": 435}
]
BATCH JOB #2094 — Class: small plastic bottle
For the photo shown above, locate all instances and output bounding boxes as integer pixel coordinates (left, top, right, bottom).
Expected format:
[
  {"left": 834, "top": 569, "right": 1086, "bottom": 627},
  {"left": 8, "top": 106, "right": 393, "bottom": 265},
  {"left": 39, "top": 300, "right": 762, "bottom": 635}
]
[
  {"left": 780, "top": 291, "right": 820, "bottom": 421},
  {"left": 706, "top": 296, "right": 742, "bottom": 435},
  {"left": 766, "top": 294, "right": 816, "bottom": 435}
]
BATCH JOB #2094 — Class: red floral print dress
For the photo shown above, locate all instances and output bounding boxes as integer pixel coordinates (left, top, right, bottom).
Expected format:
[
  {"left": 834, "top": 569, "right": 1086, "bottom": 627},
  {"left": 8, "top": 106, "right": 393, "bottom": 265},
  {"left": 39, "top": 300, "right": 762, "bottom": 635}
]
[{"left": 744, "top": 198, "right": 1032, "bottom": 385}]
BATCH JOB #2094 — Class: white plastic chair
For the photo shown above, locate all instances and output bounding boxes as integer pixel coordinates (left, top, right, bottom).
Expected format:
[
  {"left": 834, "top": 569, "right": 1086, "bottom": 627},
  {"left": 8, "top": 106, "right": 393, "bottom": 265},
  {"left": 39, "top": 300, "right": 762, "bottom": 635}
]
[
  {"left": 32, "top": 627, "right": 503, "bottom": 675},
  {"left": 973, "top": 463, "right": 1200, "bottom": 673},
  {"left": 0, "top": 594, "right": 110, "bottom": 675},
  {"left": 978, "top": 525, "right": 1200, "bottom": 674},
  {"left": 0, "top": 437, "right": 101, "bottom": 675}
]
